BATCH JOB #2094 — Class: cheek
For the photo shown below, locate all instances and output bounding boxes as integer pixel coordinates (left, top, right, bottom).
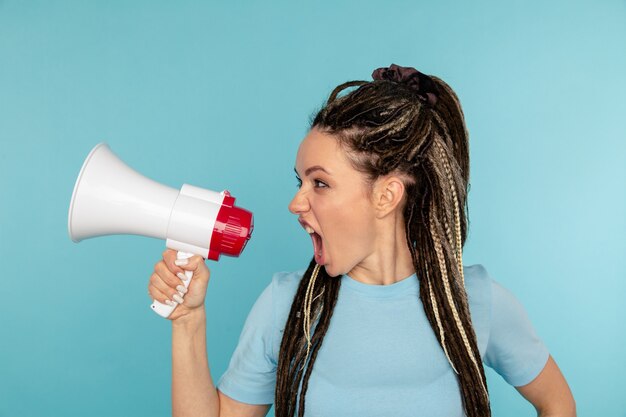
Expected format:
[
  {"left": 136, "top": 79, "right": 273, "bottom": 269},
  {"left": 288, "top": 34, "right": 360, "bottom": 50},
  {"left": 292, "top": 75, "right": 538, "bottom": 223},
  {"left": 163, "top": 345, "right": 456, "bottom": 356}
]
[{"left": 325, "top": 197, "right": 376, "bottom": 256}]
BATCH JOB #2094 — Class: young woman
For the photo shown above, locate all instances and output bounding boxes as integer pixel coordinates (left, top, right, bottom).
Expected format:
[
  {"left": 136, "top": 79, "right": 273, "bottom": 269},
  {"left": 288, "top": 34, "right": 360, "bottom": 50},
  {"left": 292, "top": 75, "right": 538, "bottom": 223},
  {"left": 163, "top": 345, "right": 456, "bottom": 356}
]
[{"left": 148, "top": 65, "right": 576, "bottom": 417}]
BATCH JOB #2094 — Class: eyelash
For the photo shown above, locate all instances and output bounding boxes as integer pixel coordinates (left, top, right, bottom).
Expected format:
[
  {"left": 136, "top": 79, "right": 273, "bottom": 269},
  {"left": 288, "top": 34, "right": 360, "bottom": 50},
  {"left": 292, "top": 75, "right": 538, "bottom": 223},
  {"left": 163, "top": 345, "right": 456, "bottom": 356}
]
[{"left": 295, "top": 176, "right": 328, "bottom": 189}]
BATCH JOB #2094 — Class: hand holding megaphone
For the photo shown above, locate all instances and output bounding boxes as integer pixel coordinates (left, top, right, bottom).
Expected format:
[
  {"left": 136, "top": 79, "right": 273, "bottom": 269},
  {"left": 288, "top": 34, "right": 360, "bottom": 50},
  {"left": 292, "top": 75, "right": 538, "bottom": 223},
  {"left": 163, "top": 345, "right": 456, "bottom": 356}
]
[
  {"left": 68, "top": 143, "right": 253, "bottom": 318},
  {"left": 150, "top": 248, "right": 211, "bottom": 321}
]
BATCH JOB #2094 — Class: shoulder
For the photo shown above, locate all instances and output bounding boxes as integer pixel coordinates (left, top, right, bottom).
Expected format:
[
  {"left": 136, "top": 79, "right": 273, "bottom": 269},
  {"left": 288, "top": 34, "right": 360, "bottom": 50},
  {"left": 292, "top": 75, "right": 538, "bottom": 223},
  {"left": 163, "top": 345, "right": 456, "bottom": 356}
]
[
  {"left": 463, "top": 263, "right": 490, "bottom": 290},
  {"left": 463, "top": 263, "right": 493, "bottom": 316},
  {"left": 253, "top": 269, "right": 304, "bottom": 310},
  {"left": 268, "top": 269, "right": 306, "bottom": 306},
  {"left": 464, "top": 264, "right": 539, "bottom": 328},
  {"left": 266, "top": 269, "right": 306, "bottom": 328},
  {"left": 254, "top": 270, "right": 304, "bottom": 361},
  {"left": 463, "top": 264, "right": 550, "bottom": 386},
  {"left": 239, "top": 270, "right": 304, "bottom": 332},
  {"left": 462, "top": 263, "right": 536, "bottom": 353},
  {"left": 270, "top": 269, "right": 306, "bottom": 292}
]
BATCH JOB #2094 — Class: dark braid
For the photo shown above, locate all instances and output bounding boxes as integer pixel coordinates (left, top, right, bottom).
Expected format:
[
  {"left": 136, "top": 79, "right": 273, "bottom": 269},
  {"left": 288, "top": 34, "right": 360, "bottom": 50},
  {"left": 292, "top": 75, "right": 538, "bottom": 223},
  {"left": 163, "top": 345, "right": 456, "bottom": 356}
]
[
  {"left": 275, "top": 74, "right": 490, "bottom": 416},
  {"left": 275, "top": 259, "right": 341, "bottom": 417}
]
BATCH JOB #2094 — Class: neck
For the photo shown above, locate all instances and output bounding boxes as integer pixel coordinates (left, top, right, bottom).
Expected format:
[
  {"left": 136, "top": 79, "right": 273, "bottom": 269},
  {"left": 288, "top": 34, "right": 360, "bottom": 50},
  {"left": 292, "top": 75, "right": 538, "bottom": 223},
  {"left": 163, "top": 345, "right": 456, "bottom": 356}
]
[{"left": 347, "top": 211, "right": 415, "bottom": 285}]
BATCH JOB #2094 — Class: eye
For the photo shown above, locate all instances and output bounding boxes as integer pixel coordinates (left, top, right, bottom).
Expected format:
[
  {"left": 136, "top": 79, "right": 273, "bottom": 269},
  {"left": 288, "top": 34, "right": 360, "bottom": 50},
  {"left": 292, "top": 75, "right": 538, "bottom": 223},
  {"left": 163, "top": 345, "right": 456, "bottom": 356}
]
[
  {"left": 314, "top": 179, "right": 328, "bottom": 188},
  {"left": 294, "top": 175, "right": 327, "bottom": 189}
]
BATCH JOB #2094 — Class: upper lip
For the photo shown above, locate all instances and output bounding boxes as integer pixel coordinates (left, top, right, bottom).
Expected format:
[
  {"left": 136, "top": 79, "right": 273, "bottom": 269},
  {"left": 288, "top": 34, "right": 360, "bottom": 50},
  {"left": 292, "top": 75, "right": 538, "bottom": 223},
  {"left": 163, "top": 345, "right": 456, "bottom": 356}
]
[{"left": 298, "top": 218, "right": 316, "bottom": 234}]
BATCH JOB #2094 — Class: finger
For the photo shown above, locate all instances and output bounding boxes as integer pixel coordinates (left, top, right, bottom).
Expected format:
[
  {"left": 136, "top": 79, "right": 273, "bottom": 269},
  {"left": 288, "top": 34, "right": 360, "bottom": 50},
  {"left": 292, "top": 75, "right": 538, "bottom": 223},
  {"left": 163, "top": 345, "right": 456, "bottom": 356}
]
[
  {"left": 162, "top": 249, "right": 185, "bottom": 275},
  {"left": 148, "top": 282, "right": 178, "bottom": 306},
  {"left": 149, "top": 273, "right": 185, "bottom": 304},
  {"left": 154, "top": 260, "right": 188, "bottom": 287},
  {"left": 177, "top": 255, "right": 208, "bottom": 275}
]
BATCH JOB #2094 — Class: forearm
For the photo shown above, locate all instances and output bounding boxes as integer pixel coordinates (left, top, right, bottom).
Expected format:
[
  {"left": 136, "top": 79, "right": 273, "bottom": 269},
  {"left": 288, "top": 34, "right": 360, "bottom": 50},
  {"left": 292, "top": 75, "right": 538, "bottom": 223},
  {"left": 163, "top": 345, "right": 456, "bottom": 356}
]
[{"left": 172, "top": 308, "right": 219, "bottom": 417}]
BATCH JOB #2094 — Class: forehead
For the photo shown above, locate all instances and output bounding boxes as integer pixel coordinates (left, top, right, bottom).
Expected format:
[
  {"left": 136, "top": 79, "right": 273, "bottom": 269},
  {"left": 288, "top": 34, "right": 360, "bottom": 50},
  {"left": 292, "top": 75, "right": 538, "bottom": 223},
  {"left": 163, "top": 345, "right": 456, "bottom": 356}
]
[{"left": 295, "top": 129, "right": 350, "bottom": 173}]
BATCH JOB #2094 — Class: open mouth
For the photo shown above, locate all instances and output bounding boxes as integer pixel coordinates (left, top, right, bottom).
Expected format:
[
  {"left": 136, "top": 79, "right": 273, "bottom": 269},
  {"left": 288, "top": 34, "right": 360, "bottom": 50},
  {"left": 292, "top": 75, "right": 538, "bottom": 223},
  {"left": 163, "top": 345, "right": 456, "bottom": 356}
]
[
  {"left": 310, "top": 230, "right": 324, "bottom": 265},
  {"left": 300, "top": 219, "right": 325, "bottom": 265}
]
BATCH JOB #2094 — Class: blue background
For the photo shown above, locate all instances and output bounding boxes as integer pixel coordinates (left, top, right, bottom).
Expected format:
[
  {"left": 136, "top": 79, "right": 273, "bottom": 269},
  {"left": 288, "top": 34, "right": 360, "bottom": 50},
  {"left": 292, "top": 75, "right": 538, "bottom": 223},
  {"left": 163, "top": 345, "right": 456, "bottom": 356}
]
[{"left": 1, "top": 1, "right": 625, "bottom": 416}]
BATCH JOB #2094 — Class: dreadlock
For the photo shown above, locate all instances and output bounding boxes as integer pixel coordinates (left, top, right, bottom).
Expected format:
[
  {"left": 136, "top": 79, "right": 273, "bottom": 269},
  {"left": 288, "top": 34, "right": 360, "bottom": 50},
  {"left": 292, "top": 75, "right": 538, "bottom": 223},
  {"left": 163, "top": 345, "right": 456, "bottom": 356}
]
[{"left": 275, "top": 73, "right": 490, "bottom": 417}]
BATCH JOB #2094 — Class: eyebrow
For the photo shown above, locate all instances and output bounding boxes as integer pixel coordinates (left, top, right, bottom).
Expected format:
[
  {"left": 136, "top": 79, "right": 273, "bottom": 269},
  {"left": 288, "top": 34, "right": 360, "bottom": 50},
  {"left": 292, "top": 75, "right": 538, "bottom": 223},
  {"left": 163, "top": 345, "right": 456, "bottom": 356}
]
[{"left": 294, "top": 166, "right": 330, "bottom": 176}]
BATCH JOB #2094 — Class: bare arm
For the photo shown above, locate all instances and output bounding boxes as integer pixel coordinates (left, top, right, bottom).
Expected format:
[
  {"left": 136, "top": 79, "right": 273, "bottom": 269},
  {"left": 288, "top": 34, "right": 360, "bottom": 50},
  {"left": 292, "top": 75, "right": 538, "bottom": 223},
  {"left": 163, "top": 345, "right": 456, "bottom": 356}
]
[
  {"left": 150, "top": 250, "right": 272, "bottom": 417},
  {"left": 172, "top": 308, "right": 219, "bottom": 417},
  {"left": 515, "top": 355, "right": 576, "bottom": 417},
  {"left": 171, "top": 308, "right": 272, "bottom": 417}
]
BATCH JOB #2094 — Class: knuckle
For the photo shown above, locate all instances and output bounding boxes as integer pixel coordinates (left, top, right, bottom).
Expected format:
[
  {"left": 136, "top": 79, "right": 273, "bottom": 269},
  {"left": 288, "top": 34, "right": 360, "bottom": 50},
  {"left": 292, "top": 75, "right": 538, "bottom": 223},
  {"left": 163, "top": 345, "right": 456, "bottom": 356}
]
[
  {"left": 155, "top": 261, "right": 170, "bottom": 275},
  {"left": 150, "top": 273, "right": 160, "bottom": 285},
  {"left": 163, "top": 273, "right": 176, "bottom": 286},
  {"left": 154, "top": 290, "right": 167, "bottom": 303},
  {"left": 148, "top": 287, "right": 158, "bottom": 298}
]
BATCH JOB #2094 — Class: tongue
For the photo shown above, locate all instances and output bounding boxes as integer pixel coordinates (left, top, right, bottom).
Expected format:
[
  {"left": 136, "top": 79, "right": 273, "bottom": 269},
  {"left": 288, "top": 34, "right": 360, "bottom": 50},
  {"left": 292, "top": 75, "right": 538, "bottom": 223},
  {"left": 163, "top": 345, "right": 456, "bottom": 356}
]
[{"left": 311, "top": 232, "right": 324, "bottom": 265}]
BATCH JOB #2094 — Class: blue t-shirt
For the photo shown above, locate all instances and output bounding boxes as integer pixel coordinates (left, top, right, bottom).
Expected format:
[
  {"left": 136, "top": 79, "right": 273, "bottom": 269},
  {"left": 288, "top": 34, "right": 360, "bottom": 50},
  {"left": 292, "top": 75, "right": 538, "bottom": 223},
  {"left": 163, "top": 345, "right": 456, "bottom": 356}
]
[{"left": 217, "top": 264, "right": 549, "bottom": 416}]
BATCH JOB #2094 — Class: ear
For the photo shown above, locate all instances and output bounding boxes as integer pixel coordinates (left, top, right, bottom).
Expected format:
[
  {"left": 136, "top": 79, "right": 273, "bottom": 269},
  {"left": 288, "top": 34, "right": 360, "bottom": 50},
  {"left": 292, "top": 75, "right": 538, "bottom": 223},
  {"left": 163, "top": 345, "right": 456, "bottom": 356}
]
[{"left": 372, "top": 175, "right": 406, "bottom": 218}]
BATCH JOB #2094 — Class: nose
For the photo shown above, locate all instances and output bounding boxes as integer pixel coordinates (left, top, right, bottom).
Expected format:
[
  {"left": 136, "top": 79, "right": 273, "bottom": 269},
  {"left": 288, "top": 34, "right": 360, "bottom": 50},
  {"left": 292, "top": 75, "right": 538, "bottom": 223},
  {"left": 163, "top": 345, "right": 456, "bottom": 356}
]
[{"left": 288, "top": 188, "right": 309, "bottom": 215}]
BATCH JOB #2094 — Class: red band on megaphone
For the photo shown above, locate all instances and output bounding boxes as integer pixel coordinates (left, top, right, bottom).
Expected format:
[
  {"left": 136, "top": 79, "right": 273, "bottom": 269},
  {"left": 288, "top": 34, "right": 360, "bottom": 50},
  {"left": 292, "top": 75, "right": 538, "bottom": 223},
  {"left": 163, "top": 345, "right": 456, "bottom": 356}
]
[{"left": 207, "top": 196, "right": 253, "bottom": 261}]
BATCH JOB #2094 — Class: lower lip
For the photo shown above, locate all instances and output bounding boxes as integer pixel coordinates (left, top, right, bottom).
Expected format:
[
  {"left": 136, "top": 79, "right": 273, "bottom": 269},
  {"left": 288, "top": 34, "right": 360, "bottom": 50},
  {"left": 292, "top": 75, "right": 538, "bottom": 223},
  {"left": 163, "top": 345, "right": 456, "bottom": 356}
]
[{"left": 315, "top": 250, "right": 325, "bottom": 265}]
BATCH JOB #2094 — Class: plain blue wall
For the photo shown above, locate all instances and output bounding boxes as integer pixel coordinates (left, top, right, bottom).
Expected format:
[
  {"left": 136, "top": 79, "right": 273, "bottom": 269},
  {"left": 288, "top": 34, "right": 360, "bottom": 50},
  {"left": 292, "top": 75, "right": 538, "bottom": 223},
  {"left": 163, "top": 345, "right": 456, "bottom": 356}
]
[{"left": 1, "top": 1, "right": 625, "bottom": 416}]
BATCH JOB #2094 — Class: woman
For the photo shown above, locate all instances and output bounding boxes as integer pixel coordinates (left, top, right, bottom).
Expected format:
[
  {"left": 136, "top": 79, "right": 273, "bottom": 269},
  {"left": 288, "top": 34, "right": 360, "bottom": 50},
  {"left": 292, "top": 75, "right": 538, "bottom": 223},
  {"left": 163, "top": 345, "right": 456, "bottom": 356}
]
[{"left": 148, "top": 65, "right": 576, "bottom": 416}]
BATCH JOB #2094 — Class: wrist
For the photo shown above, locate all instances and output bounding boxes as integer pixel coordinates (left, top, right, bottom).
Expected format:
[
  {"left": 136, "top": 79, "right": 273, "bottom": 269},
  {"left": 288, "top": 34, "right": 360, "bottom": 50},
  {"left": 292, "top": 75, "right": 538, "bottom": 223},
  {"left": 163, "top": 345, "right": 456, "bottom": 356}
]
[{"left": 171, "top": 307, "right": 206, "bottom": 332}]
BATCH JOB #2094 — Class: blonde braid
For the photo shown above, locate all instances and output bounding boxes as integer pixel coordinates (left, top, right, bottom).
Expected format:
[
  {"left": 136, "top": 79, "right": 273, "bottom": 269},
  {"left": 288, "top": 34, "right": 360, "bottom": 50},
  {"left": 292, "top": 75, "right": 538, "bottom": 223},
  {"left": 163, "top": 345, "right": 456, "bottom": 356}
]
[
  {"left": 429, "top": 211, "right": 487, "bottom": 398},
  {"left": 434, "top": 138, "right": 465, "bottom": 286},
  {"left": 301, "top": 264, "right": 323, "bottom": 371},
  {"left": 426, "top": 271, "right": 459, "bottom": 374}
]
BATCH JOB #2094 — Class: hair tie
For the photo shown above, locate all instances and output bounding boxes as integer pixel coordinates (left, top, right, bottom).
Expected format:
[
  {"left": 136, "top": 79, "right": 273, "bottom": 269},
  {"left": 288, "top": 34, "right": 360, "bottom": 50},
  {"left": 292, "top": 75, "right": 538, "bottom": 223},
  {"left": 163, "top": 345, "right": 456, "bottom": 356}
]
[{"left": 372, "top": 64, "right": 438, "bottom": 107}]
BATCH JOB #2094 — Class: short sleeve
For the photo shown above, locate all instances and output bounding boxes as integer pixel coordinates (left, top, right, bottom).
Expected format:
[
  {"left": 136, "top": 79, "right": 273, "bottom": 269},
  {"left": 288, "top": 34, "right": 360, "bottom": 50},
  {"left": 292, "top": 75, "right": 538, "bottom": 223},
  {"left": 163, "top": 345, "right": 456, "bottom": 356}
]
[
  {"left": 483, "top": 279, "right": 550, "bottom": 387},
  {"left": 216, "top": 280, "right": 277, "bottom": 404}
]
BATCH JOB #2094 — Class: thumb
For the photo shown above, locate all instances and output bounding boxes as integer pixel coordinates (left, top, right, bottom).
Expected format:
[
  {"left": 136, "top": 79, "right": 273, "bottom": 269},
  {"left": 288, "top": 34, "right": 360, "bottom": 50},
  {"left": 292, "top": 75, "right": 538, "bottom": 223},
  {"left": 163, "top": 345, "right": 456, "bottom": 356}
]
[{"left": 176, "top": 255, "right": 208, "bottom": 279}]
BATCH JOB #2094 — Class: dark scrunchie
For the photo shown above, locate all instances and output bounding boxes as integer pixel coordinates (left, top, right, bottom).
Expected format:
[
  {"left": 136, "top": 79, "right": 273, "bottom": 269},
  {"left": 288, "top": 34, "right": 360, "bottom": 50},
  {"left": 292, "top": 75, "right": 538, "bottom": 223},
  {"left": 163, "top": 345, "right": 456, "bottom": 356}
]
[{"left": 372, "top": 64, "right": 438, "bottom": 107}]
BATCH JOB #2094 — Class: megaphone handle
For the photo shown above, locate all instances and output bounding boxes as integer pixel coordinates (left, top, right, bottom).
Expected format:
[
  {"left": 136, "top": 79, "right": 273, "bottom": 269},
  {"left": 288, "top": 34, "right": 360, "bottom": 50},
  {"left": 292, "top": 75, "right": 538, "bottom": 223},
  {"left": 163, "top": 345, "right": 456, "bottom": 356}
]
[{"left": 150, "top": 251, "right": 194, "bottom": 318}]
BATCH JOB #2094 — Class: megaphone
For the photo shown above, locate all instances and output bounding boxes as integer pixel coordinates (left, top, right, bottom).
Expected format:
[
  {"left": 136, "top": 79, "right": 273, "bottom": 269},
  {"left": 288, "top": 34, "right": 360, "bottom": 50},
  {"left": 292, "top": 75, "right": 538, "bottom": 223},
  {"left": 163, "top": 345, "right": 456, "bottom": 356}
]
[{"left": 68, "top": 143, "right": 253, "bottom": 318}]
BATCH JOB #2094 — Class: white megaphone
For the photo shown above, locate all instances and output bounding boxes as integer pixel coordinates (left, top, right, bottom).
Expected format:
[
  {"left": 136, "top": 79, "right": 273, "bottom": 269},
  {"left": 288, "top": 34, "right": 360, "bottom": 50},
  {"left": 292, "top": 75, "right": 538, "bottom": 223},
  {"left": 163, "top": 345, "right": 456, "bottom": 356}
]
[{"left": 68, "top": 143, "right": 253, "bottom": 318}]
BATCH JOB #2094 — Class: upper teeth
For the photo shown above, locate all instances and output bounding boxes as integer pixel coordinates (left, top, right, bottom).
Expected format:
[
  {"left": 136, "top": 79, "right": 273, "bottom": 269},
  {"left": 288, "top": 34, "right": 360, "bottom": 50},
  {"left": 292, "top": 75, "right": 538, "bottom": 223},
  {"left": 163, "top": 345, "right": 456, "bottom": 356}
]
[{"left": 305, "top": 226, "right": 315, "bottom": 234}]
